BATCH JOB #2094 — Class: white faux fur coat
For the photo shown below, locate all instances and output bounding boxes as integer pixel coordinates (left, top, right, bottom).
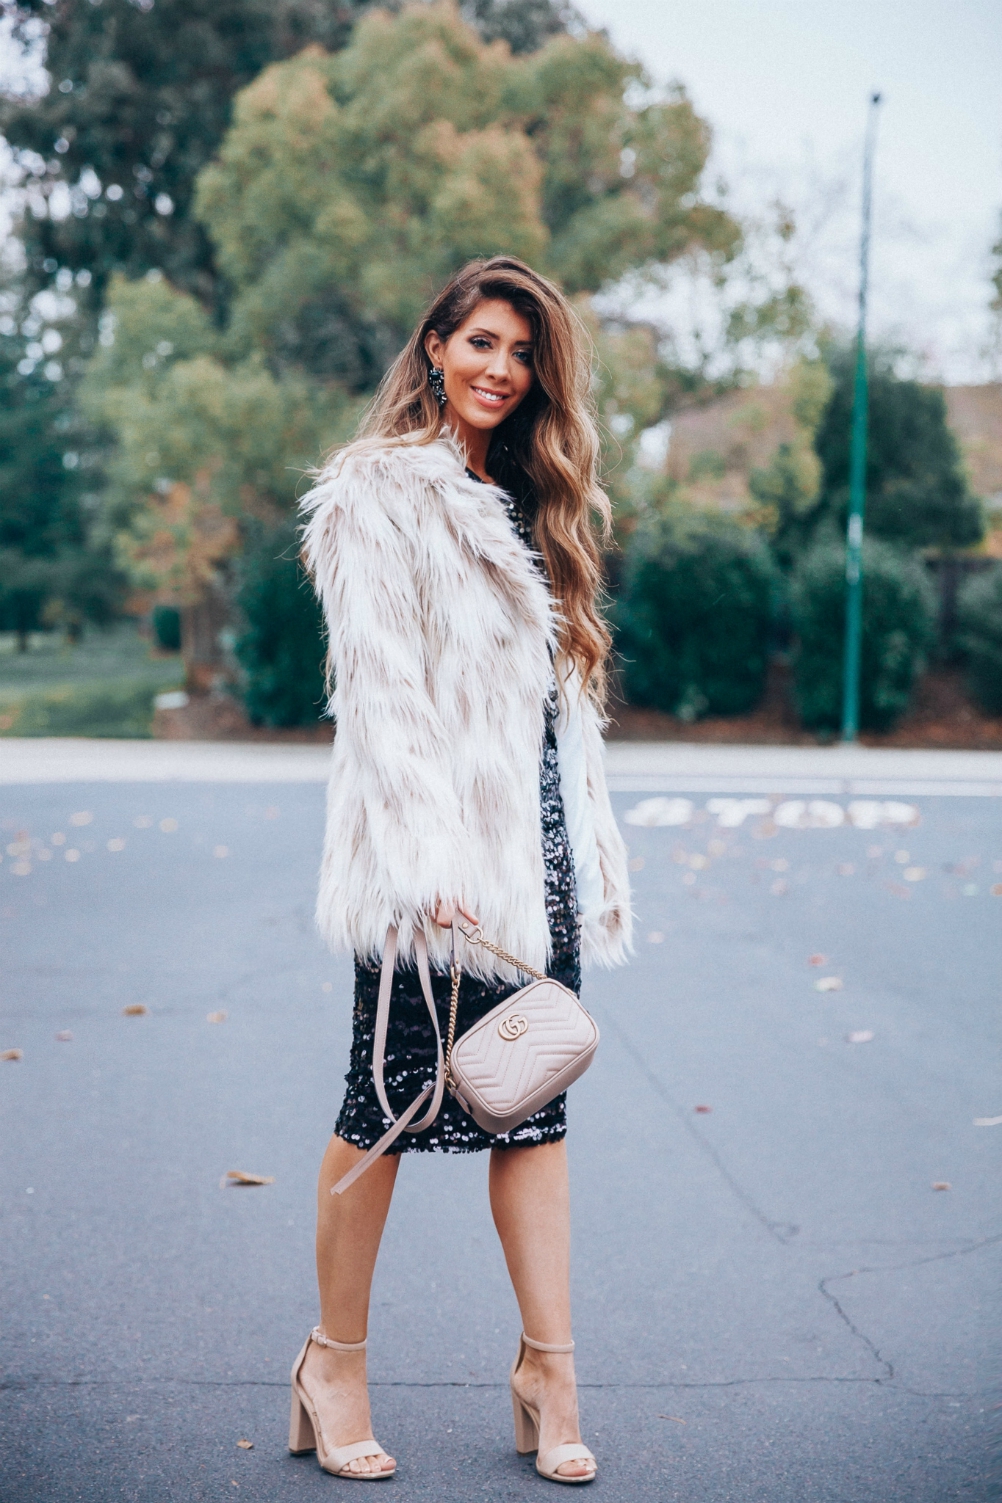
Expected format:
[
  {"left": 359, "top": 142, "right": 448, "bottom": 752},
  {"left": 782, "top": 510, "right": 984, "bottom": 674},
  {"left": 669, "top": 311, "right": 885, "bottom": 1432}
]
[{"left": 300, "top": 437, "right": 632, "bottom": 982}]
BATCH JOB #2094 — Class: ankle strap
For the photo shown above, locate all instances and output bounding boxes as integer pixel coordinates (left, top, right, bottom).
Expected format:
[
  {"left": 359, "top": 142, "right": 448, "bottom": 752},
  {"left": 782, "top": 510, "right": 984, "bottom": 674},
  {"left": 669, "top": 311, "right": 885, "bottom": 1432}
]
[
  {"left": 311, "top": 1325, "right": 366, "bottom": 1352},
  {"left": 522, "top": 1332, "right": 575, "bottom": 1354}
]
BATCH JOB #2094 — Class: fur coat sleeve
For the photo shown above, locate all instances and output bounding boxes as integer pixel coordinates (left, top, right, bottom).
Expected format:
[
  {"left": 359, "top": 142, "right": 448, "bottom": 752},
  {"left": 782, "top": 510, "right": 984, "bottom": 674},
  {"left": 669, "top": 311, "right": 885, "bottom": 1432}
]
[{"left": 300, "top": 437, "right": 631, "bottom": 980}]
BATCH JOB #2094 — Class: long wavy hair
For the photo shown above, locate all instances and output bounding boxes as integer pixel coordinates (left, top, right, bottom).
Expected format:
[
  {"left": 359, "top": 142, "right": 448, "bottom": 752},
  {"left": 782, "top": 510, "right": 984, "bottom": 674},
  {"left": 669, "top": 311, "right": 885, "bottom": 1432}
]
[{"left": 349, "top": 256, "right": 612, "bottom": 704}]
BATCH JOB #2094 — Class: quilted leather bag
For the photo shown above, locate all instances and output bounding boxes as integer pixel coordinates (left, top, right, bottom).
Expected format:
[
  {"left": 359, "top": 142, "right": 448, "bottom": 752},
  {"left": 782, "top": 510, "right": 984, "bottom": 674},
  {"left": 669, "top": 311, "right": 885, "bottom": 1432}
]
[{"left": 332, "top": 922, "right": 599, "bottom": 1196}]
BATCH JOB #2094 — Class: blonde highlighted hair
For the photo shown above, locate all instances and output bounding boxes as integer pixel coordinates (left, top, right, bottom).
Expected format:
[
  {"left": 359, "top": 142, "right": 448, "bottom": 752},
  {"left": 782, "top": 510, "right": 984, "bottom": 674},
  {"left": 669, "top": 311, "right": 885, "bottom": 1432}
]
[{"left": 349, "top": 257, "right": 612, "bottom": 703}]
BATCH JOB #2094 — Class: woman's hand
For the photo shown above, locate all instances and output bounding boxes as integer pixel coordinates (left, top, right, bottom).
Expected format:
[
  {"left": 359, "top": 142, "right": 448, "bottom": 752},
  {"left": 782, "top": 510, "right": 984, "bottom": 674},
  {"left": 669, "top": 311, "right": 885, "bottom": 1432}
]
[{"left": 432, "top": 899, "right": 479, "bottom": 929}]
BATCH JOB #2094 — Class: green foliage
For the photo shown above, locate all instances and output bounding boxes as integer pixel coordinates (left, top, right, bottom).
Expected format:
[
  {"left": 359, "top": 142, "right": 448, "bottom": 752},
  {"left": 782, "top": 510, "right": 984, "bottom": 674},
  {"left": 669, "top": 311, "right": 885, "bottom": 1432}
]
[
  {"left": 234, "top": 523, "right": 326, "bottom": 727},
  {"left": 462, "top": 0, "right": 577, "bottom": 54},
  {"left": 814, "top": 348, "right": 984, "bottom": 551},
  {"left": 195, "top": 4, "right": 738, "bottom": 378},
  {"left": 790, "top": 536, "right": 937, "bottom": 732},
  {"left": 615, "top": 511, "right": 776, "bottom": 719},
  {"left": 151, "top": 605, "right": 182, "bottom": 652},
  {"left": 956, "top": 566, "right": 1002, "bottom": 715},
  {"left": 0, "top": 551, "right": 50, "bottom": 647},
  {"left": 1, "top": 0, "right": 371, "bottom": 305},
  {"left": 79, "top": 273, "right": 355, "bottom": 600}
]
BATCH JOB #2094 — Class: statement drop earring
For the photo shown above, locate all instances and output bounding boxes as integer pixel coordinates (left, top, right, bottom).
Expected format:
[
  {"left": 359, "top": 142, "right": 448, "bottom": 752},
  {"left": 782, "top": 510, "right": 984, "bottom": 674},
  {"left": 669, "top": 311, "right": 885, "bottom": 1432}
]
[{"left": 428, "top": 364, "right": 447, "bottom": 406}]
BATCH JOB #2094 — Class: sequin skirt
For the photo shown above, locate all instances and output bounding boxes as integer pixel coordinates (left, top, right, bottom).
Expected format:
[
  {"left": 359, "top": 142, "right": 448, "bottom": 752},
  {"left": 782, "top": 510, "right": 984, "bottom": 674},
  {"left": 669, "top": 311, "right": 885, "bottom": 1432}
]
[{"left": 334, "top": 706, "right": 581, "bottom": 1154}]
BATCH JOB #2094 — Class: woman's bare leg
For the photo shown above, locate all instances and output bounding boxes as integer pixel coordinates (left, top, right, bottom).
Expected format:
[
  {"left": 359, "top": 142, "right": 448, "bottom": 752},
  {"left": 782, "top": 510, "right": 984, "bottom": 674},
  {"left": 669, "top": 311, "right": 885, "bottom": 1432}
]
[
  {"left": 489, "top": 1140, "right": 595, "bottom": 1480},
  {"left": 298, "top": 1135, "right": 399, "bottom": 1476}
]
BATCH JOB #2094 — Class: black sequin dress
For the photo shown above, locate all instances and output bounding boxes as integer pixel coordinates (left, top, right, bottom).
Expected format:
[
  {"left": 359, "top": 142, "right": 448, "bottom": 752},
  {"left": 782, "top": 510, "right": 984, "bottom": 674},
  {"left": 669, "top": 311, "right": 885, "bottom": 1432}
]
[{"left": 333, "top": 478, "right": 581, "bottom": 1154}]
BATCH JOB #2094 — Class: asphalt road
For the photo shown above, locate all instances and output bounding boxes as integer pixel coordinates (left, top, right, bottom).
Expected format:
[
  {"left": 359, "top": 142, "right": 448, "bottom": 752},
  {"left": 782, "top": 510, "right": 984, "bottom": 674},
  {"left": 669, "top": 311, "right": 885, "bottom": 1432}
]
[{"left": 2, "top": 771, "right": 1000, "bottom": 1502}]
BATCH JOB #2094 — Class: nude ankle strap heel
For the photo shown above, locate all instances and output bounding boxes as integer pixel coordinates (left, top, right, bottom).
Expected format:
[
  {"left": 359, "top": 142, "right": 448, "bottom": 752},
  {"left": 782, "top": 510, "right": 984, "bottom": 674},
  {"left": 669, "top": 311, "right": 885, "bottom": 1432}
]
[
  {"left": 289, "top": 1327, "right": 395, "bottom": 1480},
  {"left": 510, "top": 1333, "right": 597, "bottom": 1485}
]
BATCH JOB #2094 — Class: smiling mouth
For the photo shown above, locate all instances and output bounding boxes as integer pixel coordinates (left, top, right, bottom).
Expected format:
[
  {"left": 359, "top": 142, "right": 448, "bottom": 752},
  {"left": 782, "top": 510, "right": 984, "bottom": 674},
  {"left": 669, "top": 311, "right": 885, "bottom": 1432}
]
[{"left": 470, "top": 385, "right": 508, "bottom": 405}]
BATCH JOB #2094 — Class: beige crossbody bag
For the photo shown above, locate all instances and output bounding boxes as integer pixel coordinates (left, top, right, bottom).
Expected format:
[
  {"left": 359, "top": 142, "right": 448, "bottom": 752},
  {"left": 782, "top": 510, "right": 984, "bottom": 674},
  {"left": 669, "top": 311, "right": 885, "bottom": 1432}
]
[{"left": 332, "top": 921, "right": 599, "bottom": 1196}]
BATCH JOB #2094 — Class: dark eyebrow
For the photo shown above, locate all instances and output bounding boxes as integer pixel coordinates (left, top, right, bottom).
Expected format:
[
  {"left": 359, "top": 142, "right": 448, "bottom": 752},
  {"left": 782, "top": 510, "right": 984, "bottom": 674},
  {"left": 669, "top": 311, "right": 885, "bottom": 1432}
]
[{"left": 467, "top": 325, "right": 533, "bottom": 346}]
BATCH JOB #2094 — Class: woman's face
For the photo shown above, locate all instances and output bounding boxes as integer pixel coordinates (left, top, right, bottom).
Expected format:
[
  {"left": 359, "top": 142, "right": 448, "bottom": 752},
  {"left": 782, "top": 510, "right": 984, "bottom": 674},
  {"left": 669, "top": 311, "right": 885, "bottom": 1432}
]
[{"left": 424, "top": 299, "right": 535, "bottom": 434}]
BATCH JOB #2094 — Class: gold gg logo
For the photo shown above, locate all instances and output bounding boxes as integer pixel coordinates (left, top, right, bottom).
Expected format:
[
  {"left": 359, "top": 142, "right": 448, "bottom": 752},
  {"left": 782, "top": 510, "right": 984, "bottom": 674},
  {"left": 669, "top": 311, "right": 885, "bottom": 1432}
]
[{"left": 498, "top": 1013, "right": 528, "bottom": 1041}]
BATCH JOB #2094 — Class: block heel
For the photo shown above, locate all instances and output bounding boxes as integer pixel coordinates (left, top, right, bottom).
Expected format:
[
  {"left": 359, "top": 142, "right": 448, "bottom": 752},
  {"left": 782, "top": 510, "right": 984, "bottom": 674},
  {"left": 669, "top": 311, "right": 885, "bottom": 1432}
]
[{"left": 509, "top": 1333, "right": 597, "bottom": 1485}]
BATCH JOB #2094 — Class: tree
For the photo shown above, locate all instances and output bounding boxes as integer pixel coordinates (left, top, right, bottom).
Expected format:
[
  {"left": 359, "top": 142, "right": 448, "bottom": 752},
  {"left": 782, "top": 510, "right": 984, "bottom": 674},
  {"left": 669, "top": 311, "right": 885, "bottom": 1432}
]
[
  {"left": 0, "top": 0, "right": 372, "bottom": 307},
  {"left": 79, "top": 271, "right": 356, "bottom": 683},
  {"left": 69, "top": 2, "right": 737, "bottom": 709},
  {"left": 461, "top": 0, "right": 580, "bottom": 55},
  {"left": 813, "top": 347, "right": 984, "bottom": 551},
  {"left": 194, "top": 3, "right": 739, "bottom": 383},
  {"left": 748, "top": 358, "right": 832, "bottom": 569},
  {"left": 988, "top": 211, "right": 1002, "bottom": 378},
  {"left": 0, "top": 0, "right": 374, "bottom": 620}
]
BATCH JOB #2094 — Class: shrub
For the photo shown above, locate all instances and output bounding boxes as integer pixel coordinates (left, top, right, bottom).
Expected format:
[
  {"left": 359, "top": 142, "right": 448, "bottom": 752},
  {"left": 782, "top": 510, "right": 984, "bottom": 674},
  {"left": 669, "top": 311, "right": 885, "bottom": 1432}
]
[
  {"left": 234, "top": 523, "right": 327, "bottom": 728},
  {"left": 956, "top": 566, "right": 1002, "bottom": 714},
  {"left": 151, "top": 605, "right": 182, "bottom": 652},
  {"left": 615, "top": 511, "right": 776, "bottom": 719},
  {"left": 790, "top": 536, "right": 936, "bottom": 731}
]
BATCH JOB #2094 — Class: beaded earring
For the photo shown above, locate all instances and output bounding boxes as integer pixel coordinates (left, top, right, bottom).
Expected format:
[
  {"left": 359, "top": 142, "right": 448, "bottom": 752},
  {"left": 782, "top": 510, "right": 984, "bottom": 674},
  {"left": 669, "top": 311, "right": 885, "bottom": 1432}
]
[{"left": 428, "top": 365, "right": 447, "bottom": 406}]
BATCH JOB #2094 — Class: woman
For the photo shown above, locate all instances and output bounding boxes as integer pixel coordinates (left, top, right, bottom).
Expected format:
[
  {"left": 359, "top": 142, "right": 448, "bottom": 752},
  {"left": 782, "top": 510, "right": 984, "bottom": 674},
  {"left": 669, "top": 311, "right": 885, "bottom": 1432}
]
[{"left": 294, "top": 256, "right": 632, "bottom": 1483}]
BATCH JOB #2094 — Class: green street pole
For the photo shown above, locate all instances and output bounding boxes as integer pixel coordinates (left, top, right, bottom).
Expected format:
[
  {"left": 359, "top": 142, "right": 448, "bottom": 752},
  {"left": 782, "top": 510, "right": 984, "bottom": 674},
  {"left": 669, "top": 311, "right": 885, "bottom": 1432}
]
[{"left": 841, "top": 92, "right": 882, "bottom": 743}]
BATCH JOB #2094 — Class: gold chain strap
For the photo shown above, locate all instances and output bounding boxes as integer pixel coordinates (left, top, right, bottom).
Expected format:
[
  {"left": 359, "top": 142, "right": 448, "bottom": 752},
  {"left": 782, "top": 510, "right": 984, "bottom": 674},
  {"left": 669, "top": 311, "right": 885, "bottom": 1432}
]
[
  {"left": 458, "top": 923, "right": 548, "bottom": 982},
  {"left": 445, "top": 923, "right": 546, "bottom": 1087}
]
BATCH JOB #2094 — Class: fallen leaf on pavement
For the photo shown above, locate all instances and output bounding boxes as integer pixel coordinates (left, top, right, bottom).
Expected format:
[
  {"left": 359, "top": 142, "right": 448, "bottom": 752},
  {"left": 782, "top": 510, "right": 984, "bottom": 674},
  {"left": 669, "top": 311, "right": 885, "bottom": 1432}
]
[
  {"left": 207, "top": 1011, "right": 227, "bottom": 1024},
  {"left": 123, "top": 1004, "right": 148, "bottom": 1016},
  {"left": 236, "top": 1439, "right": 253, "bottom": 1450},
  {"left": 846, "top": 1030, "right": 874, "bottom": 1044},
  {"left": 658, "top": 1416, "right": 687, "bottom": 1423},
  {"left": 55, "top": 1031, "right": 73, "bottom": 1042},
  {"left": 815, "top": 976, "right": 842, "bottom": 992},
  {"left": 1, "top": 1048, "right": 23, "bottom": 1061},
  {"left": 974, "top": 1116, "right": 1002, "bottom": 1127},
  {"left": 808, "top": 954, "right": 827, "bottom": 966},
  {"left": 226, "top": 1170, "right": 274, "bottom": 1186},
  {"left": 694, "top": 1104, "right": 712, "bottom": 1114},
  {"left": 931, "top": 1182, "right": 951, "bottom": 1191}
]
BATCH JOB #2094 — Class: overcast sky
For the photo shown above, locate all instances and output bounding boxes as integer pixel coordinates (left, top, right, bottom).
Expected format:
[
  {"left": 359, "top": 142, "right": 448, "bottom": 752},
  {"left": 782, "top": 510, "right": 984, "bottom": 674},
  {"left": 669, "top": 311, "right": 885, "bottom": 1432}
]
[{"left": 577, "top": 0, "right": 1002, "bottom": 383}]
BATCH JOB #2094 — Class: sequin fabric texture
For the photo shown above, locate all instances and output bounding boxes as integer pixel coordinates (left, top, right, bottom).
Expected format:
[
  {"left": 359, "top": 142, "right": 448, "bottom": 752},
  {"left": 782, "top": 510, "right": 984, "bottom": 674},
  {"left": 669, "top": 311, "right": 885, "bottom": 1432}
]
[{"left": 334, "top": 480, "right": 581, "bottom": 1154}]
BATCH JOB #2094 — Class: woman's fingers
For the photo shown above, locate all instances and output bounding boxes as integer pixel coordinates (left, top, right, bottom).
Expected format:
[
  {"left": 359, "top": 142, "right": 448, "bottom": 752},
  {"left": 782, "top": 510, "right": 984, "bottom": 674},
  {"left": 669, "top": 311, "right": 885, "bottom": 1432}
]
[{"left": 432, "top": 901, "right": 478, "bottom": 928}]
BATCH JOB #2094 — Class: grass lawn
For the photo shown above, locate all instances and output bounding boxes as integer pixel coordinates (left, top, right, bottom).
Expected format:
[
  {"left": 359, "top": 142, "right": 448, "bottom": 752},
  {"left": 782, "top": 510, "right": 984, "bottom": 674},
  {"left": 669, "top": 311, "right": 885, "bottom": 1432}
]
[{"left": 0, "top": 622, "right": 184, "bottom": 738}]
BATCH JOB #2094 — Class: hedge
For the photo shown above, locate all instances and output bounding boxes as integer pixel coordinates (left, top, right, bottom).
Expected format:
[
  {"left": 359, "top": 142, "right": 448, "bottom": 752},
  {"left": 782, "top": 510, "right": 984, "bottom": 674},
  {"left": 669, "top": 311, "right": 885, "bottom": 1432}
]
[
  {"left": 234, "top": 522, "right": 327, "bottom": 728},
  {"left": 956, "top": 565, "right": 1002, "bottom": 714},
  {"left": 615, "top": 511, "right": 776, "bottom": 719},
  {"left": 790, "top": 536, "right": 936, "bottom": 731}
]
